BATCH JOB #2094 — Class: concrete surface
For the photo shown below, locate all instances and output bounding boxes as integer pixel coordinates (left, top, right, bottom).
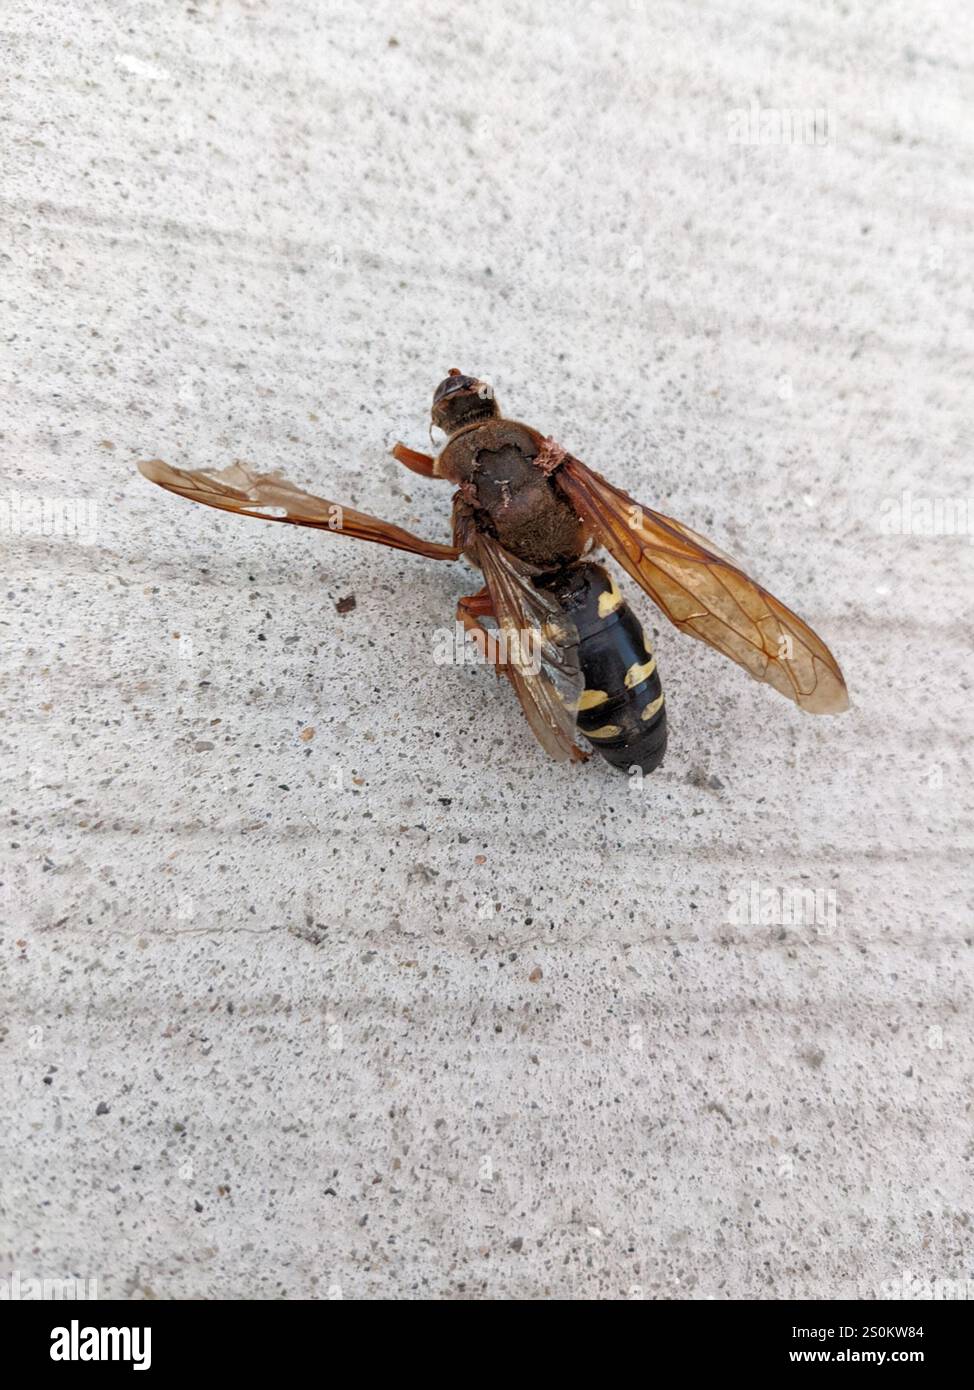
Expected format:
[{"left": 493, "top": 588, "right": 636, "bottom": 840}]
[{"left": 1, "top": 0, "right": 972, "bottom": 1300}]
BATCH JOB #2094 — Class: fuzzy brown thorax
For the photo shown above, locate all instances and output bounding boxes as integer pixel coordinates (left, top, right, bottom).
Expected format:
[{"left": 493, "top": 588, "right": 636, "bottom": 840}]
[{"left": 437, "top": 417, "right": 587, "bottom": 570}]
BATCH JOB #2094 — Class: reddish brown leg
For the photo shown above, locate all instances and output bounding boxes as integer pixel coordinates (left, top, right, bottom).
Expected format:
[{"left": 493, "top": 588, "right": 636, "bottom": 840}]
[
  {"left": 457, "top": 589, "right": 589, "bottom": 763},
  {"left": 391, "top": 442, "right": 436, "bottom": 478},
  {"left": 457, "top": 588, "right": 505, "bottom": 672}
]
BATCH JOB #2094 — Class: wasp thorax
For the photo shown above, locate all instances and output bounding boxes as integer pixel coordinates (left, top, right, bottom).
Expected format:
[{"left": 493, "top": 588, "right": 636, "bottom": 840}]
[{"left": 431, "top": 369, "right": 500, "bottom": 435}]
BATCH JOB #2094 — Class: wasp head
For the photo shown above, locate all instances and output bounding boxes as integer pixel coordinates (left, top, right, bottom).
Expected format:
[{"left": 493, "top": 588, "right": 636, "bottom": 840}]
[{"left": 431, "top": 369, "right": 499, "bottom": 435}]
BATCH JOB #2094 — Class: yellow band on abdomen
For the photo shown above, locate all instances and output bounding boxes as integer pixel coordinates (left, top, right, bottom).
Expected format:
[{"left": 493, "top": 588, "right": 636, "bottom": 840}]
[
  {"left": 624, "top": 656, "right": 656, "bottom": 688},
  {"left": 640, "top": 693, "right": 665, "bottom": 721}
]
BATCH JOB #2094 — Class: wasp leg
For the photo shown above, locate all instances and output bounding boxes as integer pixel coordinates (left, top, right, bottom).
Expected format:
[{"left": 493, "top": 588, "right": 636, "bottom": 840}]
[
  {"left": 457, "top": 588, "right": 505, "bottom": 669},
  {"left": 391, "top": 442, "right": 437, "bottom": 478},
  {"left": 457, "top": 589, "right": 590, "bottom": 763}
]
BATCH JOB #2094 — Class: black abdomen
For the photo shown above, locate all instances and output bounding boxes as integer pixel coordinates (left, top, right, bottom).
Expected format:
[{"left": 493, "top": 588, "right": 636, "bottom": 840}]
[{"left": 536, "top": 561, "right": 667, "bottom": 774}]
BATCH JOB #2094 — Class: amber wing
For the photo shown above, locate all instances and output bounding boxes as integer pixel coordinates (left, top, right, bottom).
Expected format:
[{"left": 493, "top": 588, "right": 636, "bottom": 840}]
[
  {"left": 138, "top": 459, "right": 460, "bottom": 560},
  {"left": 553, "top": 454, "right": 849, "bottom": 714},
  {"left": 472, "top": 531, "right": 586, "bottom": 762}
]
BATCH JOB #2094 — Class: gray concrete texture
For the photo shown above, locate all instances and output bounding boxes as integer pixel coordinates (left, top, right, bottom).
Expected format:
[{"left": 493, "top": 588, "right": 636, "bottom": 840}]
[{"left": 1, "top": 1, "right": 971, "bottom": 1300}]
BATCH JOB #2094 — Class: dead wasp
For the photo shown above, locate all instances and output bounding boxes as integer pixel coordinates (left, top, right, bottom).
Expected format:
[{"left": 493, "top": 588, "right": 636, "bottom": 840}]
[{"left": 138, "top": 370, "right": 849, "bottom": 772}]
